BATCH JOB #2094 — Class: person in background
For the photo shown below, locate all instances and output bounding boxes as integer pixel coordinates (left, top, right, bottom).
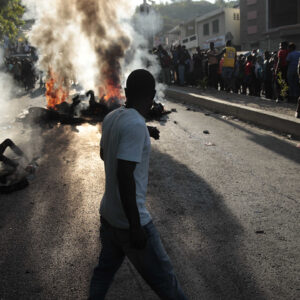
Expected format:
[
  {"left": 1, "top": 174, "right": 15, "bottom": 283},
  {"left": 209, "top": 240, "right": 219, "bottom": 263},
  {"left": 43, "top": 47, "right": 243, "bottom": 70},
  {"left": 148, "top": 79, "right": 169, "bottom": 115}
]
[
  {"left": 157, "top": 45, "right": 172, "bottom": 86},
  {"left": 193, "top": 47, "right": 203, "bottom": 84},
  {"left": 296, "top": 58, "right": 300, "bottom": 118},
  {"left": 254, "top": 55, "right": 264, "bottom": 97},
  {"left": 207, "top": 42, "right": 219, "bottom": 89},
  {"left": 263, "top": 51, "right": 273, "bottom": 99},
  {"left": 275, "top": 41, "right": 289, "bottom": 101},
  {"left": 178, "top": 45, "right": 186, "bottom": 86},
  {"left": 244, "top": 55, "right": 254, "bottom": 96},
  {"left": 217, "top": 56, "right": 224, "bottom": 91},
  {"left": 220, "top": 40, "right": 236, "bottom": 92},
  {"left": 286, "top": 43, "right": 300, "bottom": 103},
  {"left": 170, "top": 45, "right": 179, "bottom": 84},
  {"left": 233, "top": 54, "right": 244, "bottom": 94}
]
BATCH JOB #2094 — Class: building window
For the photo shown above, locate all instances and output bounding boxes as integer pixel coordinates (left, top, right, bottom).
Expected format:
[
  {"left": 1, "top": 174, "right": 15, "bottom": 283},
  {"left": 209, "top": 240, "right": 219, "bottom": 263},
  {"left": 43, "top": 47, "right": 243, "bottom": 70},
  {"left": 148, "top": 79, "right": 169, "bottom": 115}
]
[
  {"left": 269, "top": 0, "right": 298, "bottom": 29},
  {"left": 247, "top": 25, "right": 257, "bottom": 34},
  {"left": 234, "top": 13, "right": 240, "bottom": 21},
  {"left": 203, "top": 23, "right": 209, "bottom": 36},
  {"left": 247, "top": 11, "right": 257, "bottom": 20},
  {"left": 247, "top": 0, "right": 257, "bottom": 5},
  {"left": 212, "top": 19, "right": 219, "bottom": 33}
]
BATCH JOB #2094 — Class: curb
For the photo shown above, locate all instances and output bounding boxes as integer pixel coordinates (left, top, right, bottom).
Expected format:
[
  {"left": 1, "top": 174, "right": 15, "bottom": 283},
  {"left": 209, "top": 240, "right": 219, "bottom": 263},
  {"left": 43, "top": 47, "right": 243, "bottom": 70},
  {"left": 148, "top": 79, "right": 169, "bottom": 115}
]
[{"left": 165, "top": 88, "right": 300, "bottom": 139}]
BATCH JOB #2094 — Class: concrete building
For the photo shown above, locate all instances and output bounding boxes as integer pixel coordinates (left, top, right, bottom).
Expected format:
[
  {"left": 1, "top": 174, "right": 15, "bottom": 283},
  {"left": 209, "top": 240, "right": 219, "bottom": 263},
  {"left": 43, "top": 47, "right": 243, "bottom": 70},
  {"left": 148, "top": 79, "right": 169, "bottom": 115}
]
[
  {"left": 195, "top": 7, "right": 240, "bottom": 50},
  {"left": 240, "top": 0, "right": 300, "bottom": 51},
  {"left": 166, "top": 7, "right": 240, "bottom": 52}
]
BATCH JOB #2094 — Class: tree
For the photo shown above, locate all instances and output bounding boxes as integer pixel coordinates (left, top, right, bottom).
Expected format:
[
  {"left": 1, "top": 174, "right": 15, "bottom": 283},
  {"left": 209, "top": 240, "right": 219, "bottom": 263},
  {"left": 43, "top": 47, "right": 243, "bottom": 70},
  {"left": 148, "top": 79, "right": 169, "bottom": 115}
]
[
  {"left": 0, "top": 0, "right": 24, "bottom": 40},
  {"left": 215, "top": 0, "right": 226, "bottom": 7}
]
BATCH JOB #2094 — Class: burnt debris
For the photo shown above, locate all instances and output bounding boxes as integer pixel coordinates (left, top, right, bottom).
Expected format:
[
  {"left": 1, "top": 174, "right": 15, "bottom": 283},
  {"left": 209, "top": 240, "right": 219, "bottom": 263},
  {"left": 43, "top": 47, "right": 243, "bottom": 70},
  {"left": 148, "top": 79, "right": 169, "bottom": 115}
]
[{"left": 0, "top": 139, "right": 37, "bottom": 194}]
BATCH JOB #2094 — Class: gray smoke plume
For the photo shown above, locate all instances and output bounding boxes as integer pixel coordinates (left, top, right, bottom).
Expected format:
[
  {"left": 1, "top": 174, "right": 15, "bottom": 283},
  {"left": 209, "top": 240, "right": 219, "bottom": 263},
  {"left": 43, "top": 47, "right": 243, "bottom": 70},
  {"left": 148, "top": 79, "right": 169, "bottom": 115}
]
[
  {"left": 22, "top": 0, "right": 165, "bottom": 99},
  {"left": 23, "top": 0, "right": 133, "bottom": 94}
]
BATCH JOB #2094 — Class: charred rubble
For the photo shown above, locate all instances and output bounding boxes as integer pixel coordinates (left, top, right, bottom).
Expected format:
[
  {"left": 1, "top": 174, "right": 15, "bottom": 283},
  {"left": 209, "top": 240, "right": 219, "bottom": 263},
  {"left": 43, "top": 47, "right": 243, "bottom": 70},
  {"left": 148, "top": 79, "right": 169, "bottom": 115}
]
[
  {"left": 17, "top": 90, "right": 172, "bottom": 127},
  {"left": 0, "top": 139, "right": 37, "bottom": 194}
]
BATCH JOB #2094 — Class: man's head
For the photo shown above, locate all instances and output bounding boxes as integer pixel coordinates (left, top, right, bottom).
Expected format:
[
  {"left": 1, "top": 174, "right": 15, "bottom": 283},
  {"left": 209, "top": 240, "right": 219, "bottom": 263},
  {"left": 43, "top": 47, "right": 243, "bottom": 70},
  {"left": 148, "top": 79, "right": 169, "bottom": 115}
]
[
  {"left": 226, "top": 40, "right": 232, "bottom": 47},
  {"left": 264, "top": 51, "right": 270, "bottom": 60},
  {"left": 288, "top": 43, "right": 296, "bottom": 52},
  {"left": 125, "top": 69, "right": 156, "bottom": 115},
  {"left": 280, "top": 41, "right": 288, "bottom": 50},
  {"left": 210, "top": 42, "right": 214, "bottom": 50}
]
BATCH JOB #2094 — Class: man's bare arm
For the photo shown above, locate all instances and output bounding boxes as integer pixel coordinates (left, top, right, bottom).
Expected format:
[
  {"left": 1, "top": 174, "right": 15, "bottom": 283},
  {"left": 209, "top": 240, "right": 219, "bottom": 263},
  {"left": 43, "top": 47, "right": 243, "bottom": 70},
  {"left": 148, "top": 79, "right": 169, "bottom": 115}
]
[
  {"left": 100, "top": 148, "right": 104, "bottom": 161},
  {"left": 117, "top": 159, "right": 147, "bottom": 249}
]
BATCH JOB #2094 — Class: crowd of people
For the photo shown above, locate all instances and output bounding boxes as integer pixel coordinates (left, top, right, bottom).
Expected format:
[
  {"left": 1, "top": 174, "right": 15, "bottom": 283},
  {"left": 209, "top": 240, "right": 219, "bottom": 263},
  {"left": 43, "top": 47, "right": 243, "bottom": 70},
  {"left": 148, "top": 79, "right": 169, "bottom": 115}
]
[
  {"left": 2, "top": 39, "right": 38, "bottom": 91},
  {"left": 154, "top": 40, "right": 300, "bottom": 117}
]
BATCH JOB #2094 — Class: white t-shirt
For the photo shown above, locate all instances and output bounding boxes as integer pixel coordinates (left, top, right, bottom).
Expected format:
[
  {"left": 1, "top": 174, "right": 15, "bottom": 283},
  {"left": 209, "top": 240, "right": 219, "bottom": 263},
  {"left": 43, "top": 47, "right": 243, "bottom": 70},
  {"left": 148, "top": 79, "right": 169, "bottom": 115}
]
[{"left": 100, "top": 107, "right": 152, "bottom": 229}]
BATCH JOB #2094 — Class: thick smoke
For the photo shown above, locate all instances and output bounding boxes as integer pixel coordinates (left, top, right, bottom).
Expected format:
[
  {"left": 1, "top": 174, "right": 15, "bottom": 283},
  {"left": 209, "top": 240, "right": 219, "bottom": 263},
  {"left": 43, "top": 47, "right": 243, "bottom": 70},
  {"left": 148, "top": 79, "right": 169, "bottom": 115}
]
[
  {"left": 0, "top": 49, "right": 43, "bottom": 161},
  {"left": 23, "top": 0, "right": 131, "bottom": 93},
  {"left": 22, "top": 0, "right": 164, "bottom": 98}
]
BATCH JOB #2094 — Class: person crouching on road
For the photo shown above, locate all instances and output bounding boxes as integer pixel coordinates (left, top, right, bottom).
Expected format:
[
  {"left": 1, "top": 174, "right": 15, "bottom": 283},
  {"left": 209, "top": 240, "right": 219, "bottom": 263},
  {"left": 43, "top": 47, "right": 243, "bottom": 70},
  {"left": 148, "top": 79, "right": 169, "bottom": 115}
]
[{"left": 89, "top": 69, "right": 188, "bottom": 300}]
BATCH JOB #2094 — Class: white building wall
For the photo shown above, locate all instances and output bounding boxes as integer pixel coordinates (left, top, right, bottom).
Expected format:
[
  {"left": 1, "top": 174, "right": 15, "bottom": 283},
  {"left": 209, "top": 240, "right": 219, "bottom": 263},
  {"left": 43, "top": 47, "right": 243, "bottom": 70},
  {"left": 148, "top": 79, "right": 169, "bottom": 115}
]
[
  {"left": 224, "top": 8, "right": 241, "bottom": 47},
  {"left": 196, "top": 12, "right": 226, "bottom": 49},
  {"left": 168, "top": 7, "right": 241, "bottom": 51}
]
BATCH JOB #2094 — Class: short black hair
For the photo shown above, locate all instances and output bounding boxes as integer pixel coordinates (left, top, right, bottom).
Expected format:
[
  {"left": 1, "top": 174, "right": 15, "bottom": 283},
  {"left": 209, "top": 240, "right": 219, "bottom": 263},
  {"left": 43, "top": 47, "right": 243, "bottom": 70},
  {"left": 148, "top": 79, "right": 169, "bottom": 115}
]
[
  {"left": 280, "top": 41, "right": 288, "bottom": 49},
  {"left": 125, "top": 69, "right": 155, "bottom": 100},
  {"left": 288, "top": 42, "right": 296, "bottom": 51},
  {"left": 226, "top": 40, "right": 232, "bottom": 47}
]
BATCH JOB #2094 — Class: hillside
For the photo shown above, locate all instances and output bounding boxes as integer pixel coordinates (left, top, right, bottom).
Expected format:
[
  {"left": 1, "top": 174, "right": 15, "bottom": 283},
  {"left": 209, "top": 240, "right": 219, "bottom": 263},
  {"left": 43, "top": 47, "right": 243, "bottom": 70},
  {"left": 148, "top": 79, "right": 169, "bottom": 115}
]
[{"left": 153, "top": 0, "right": 239, "bottom": 33}]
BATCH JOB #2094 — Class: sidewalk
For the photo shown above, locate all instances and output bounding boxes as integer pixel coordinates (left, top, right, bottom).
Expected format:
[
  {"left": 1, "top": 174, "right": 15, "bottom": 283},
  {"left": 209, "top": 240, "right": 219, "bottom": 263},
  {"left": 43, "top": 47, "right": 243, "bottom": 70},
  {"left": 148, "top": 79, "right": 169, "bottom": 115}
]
[{"left": 165, "top": 86, "right": 300, "bottom": 139}]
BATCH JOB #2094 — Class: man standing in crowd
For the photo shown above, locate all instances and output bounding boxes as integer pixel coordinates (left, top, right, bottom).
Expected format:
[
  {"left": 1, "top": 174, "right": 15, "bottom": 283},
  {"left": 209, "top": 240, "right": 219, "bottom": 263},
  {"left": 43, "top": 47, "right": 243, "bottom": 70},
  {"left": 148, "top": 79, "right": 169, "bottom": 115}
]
[
  {"left": 157, "top": 44, "right": 172, "bottom": 85},
  {"left": 286, "top": 43, "right": 300, "bottom": 103},
  {"left": 220, "top": 40, "right": 236, "bottom": 92},
  {"left": 275, "top": 41, "right": 289, "bottom": 100},
  {"left": 263, "top": 51, "right": 273, "bottom": 99},
  {"left": 207, "top": 42, "right": 219, "bottom": 89},
  {"left": 89, "top": 69, "right": 187, "bottom": 300},
  {"left": 296, "top": 58, "right": 300, "bottom": 118}
]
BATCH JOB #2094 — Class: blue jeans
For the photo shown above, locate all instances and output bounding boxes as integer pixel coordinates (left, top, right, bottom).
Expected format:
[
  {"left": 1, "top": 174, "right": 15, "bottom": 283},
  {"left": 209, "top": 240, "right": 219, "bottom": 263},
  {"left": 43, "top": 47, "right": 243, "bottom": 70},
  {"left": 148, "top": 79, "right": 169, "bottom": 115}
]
[
  {"left": 222, "top": 67, "right": 234, "bottom": 91},
  {"left": 287, "top": 68, "right": 300, "bottom": 98},
  {"left": 178, "top": 65, "right": 185, "bottom": 86},
  {"left": 89, "top": 218, "right": 187, "bottom": 300}
]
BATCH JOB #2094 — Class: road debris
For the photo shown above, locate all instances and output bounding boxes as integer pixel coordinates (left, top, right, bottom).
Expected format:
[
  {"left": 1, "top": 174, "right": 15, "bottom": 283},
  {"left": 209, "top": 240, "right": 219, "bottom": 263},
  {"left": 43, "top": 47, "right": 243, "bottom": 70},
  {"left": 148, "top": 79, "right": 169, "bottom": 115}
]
[
  {"left": 203, "top": 130, "right": 210, "bottom": 134},
  {"left": 205, "top": 142, "right": 216, "bottom": 146},
  {"left": 0, "top": 139, "right": 38, "bottom": 194},
  {"left": 255, "top": 230, "right": 265, "bottom": 234}
]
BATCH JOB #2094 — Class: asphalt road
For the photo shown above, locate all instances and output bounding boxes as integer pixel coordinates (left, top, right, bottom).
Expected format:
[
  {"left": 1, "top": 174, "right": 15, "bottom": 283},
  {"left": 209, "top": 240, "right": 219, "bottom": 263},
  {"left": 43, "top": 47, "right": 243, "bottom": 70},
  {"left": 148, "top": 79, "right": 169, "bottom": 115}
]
[{"left": 0, "top": 96, "right": 299, "bottom": 300}]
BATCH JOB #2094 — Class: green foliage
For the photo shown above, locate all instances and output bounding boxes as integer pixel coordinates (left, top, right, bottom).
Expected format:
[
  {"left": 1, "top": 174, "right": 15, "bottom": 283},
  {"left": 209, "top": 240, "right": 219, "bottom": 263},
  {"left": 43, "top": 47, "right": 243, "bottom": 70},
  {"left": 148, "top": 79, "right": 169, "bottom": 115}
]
[
  {"left": 277, "top": 71, "right": 289, "bottom": 99},
  {"left": 0, "top": 0, "right": 24, "bottom": 40}
]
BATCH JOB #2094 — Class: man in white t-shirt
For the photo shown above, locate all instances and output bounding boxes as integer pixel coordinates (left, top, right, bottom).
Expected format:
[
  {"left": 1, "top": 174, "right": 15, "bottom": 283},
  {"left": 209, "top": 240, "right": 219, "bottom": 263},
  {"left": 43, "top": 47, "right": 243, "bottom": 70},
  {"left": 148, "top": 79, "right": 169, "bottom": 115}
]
[{"left": 89, "top": 69, "right": 187, "bottom": 299}]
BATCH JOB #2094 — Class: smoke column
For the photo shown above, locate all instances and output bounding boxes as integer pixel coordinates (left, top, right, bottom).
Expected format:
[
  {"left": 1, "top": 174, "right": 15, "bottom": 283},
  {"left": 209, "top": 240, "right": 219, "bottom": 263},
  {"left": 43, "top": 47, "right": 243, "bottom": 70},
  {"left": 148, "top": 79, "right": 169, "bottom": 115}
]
[{"left": 22, "top": 0, "right": 163, "bottom": 97}]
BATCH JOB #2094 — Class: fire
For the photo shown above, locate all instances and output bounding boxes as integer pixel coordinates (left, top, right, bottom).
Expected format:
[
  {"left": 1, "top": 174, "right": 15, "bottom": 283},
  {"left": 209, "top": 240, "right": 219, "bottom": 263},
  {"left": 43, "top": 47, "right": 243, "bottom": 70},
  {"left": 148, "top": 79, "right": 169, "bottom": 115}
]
[
  {"left": 99, "top": 79, "right": 125, "bottom": 103},
  {"left": 46, "top": 69, "right": 69, "bottom": 109}
]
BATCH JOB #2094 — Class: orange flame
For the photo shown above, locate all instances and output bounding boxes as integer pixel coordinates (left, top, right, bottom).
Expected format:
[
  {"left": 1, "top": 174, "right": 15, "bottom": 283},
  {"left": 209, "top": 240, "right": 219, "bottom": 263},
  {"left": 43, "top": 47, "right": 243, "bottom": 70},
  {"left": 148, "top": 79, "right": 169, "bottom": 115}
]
[
  {"left": 46, "top": 70, "right": 69, "bottom": 109},
  {"left": 99, "top": 79, "right": 125, "bottom": 102}
]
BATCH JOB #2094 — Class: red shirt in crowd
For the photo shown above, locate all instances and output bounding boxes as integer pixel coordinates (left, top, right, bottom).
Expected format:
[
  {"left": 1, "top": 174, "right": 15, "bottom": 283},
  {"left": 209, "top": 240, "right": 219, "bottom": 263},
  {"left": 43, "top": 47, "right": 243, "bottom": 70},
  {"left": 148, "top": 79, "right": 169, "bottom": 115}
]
[
  {"left": 278, "top": 49, "right": 288, "bottom": 67},
  {"left": 245, "top": 62, "right": 253, "bottom": 76}
]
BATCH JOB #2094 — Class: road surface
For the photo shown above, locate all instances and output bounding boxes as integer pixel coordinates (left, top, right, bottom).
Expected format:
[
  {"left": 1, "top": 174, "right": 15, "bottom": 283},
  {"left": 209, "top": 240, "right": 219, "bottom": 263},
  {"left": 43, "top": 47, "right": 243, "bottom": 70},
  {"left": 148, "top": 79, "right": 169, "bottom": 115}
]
[{"left": 0, "top": 95, "right": 299, "bottom": 299}]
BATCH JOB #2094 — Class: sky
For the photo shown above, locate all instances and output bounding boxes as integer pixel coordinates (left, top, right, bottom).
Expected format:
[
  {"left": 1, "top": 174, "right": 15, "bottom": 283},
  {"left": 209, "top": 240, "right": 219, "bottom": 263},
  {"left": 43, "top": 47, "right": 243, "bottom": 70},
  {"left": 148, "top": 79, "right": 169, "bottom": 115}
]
[{"left": 132, "top": 0, "right": 218, "bottom": 6}]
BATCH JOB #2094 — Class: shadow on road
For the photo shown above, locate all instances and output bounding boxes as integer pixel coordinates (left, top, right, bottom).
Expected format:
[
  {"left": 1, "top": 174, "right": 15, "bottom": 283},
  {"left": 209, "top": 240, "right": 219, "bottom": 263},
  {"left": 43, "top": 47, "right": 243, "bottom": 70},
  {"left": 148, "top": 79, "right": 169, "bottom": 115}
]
[
  {"left": 0, "top": 125, "right": 101, "bottom": 299},
  {"left": 148, "top": 147, "right": 266, "bottom": 300},
  {"left": 210, "top": 114, "right": 300, "bottom": 164}
]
